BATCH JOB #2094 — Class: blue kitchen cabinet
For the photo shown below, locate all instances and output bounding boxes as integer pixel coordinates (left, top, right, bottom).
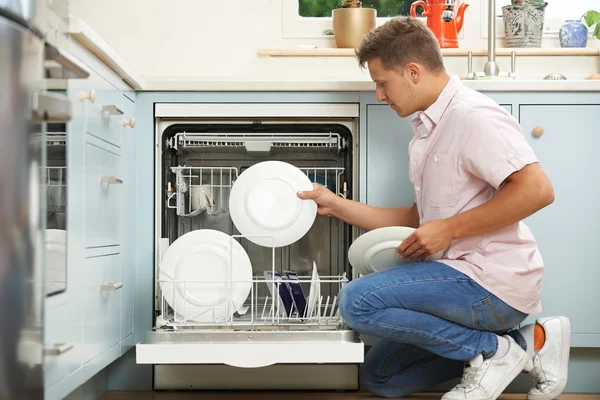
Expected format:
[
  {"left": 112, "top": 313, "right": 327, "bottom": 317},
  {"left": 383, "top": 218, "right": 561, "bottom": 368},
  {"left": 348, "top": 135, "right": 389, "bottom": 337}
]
[
  {"left": 364, "top": 104, "right": 415, "bottom": 208},
  {"left": 519, "top": 104, "right": 600, "bottom": 347}
]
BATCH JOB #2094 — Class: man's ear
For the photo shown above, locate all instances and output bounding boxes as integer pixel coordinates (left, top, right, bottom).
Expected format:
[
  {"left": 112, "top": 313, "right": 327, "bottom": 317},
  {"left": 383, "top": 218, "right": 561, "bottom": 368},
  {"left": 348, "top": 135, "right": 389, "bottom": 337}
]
[{"left": 405, "top": 63, "right": 421, "bottom": 83}]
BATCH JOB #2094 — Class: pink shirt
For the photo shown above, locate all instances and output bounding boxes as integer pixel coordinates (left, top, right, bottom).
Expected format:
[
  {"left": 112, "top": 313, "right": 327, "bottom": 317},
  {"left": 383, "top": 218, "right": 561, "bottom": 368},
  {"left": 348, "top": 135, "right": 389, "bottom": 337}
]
[{"left": 409, "top": 75, "right": 543, "bottom": 315}]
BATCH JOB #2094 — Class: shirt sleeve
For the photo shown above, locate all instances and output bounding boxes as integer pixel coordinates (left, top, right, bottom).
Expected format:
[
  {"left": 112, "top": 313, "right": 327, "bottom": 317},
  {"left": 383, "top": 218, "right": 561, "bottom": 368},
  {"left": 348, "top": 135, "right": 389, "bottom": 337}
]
[{"left": 460, "top": 108, "right": 539, "bottom": 190}]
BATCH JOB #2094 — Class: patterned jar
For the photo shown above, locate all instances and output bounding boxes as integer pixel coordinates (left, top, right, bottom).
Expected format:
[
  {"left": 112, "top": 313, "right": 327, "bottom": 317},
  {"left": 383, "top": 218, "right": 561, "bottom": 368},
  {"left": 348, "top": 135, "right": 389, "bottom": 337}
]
[{"left": 559, "top": 20, "right": 589, "bottom": 48}]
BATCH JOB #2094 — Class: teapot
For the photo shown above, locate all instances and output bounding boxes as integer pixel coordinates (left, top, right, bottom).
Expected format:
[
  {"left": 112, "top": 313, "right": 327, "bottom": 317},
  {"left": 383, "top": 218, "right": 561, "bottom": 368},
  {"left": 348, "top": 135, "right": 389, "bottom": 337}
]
[{"left": 410, "top": 0, "right": 469, "bottom": 48}]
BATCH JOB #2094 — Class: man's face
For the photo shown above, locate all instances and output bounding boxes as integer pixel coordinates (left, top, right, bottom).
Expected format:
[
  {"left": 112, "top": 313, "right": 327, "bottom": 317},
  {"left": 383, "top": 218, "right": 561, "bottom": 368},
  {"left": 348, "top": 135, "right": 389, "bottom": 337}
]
[{"left": 368, "top": 58, "right": 418, "bottom": 118}]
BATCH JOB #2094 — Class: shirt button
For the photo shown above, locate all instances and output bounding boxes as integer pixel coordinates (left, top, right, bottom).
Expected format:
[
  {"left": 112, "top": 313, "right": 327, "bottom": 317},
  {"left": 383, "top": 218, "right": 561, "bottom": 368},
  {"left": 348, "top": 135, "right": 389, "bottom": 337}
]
[
  {"left": 416, "top": 186, "right": 421, "bottom": 192},
  {"left": 433, "top": 155, "right": 439, "bottom": 163},
  {"left": 507, "top": 153, "right": 514, "bottom": 159}
]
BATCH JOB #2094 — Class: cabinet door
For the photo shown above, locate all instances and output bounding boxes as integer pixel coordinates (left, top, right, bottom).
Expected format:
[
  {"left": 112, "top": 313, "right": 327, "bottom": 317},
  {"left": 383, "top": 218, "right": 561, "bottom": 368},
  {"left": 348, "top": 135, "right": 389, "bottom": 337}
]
[
  {"left": 120, "top": 95, "right": 135, "bottom": 347},
  {"left": 520, "top": 104, "right": 600, "bottom": 347},
  {"left": 365, "top": 105, "right": 414, "bottom": 208},
  {"left": 83, "top": 252, "right": 122, "bottom": 362},
  {"left": 84, "top": 137, "right": 122, "bottom": 248}
]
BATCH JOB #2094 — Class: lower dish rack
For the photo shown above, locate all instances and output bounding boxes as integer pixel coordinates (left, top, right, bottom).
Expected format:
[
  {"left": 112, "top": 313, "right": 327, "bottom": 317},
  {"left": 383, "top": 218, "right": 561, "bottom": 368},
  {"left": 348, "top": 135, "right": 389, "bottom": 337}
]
[{"left": 136, "top": 235, "right": 364, "bottom": 368}]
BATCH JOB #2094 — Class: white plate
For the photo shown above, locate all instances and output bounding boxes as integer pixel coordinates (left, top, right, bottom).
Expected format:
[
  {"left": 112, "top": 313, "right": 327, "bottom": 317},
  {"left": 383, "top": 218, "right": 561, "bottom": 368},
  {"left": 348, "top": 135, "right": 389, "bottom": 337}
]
[
  {"left": 229, "top": 161, "right": 317, "bottom": 248},
  {"left": 160, "top": 229, "right": 252, "bottom": 323},
  {"left": 348, "top": 226, "right": 444, "bottom": 276}
]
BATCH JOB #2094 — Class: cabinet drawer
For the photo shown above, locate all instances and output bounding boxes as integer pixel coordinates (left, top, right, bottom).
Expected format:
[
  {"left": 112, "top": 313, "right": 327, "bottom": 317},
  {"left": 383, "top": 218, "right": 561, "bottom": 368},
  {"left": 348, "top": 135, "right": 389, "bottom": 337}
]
[
  {"left": 83, "top": 253, "right": 122, "bottom": 363},
  {"left": 80, "top": 69, "right": 123, "bottom": 148},
  {"left": 44, "top": 303, "right": 80, "bottom": 387},
  {"left": 84, "top": 139, "right": 122, "bottom": 248}
]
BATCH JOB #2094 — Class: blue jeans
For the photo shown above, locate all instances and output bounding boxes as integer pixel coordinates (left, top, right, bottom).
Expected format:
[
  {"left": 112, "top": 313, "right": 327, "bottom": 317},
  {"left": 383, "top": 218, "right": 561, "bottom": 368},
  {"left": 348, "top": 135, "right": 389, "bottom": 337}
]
[{"left": 338, "top": 261, "right": 529, "bottom": 398}]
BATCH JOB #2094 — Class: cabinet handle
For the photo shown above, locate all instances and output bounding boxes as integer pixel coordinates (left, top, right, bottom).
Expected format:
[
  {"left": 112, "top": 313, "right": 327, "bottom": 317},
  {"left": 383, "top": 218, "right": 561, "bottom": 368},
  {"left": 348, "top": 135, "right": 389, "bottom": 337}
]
[
  {"left": 532, "top": 126, "right": 544, "bottom": 137},
  {"left": 32, "top": 92, "right": 71, "bottom": 122},
  {"left": 100, "top": 176, "right": 123, "bottom": 184},
  {"left": 122, "top": 117, "right": 135, "bottom": 129},
  {"left": 80, "top": 89, "right": 96, "bottom": 103},
  {"left": 44, "top": 342, "right": 74, "bottom": 356},
  {"left": 102, "top": 104, "right": 124, "bottom": 116},
  {"left": 44, "top": 43, "right": 90, "bottom": 79},
  {"left": 101, "top": 282, "right": 123, "bottom": 291}
]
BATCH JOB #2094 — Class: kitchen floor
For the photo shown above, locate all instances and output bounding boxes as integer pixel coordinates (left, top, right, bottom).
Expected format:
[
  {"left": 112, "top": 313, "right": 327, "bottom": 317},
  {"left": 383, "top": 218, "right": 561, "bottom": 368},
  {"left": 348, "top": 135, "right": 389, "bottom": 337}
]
[{"left": 100, "top": 392, "right": 600, "bottom": 400}]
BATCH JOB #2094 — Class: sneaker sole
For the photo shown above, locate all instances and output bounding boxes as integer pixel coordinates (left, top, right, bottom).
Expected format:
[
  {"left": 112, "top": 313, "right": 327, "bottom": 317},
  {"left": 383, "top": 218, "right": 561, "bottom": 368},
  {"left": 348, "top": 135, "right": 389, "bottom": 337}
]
[{"left": 527, "top": 316, "right": 571, "bottom": 400}]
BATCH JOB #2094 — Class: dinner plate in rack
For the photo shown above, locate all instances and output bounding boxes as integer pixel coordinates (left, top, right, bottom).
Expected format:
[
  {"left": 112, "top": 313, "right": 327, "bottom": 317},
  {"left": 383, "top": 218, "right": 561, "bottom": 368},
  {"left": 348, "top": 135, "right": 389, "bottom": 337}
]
[
  {"left": 160, "top": 229, "right": 252, "bottom": 323},
  {"left": 229, "top": 161, "right": 317, "bottom": 248},
  {"left": 348, "top": 226, "right": 444, "bottom": 276}
]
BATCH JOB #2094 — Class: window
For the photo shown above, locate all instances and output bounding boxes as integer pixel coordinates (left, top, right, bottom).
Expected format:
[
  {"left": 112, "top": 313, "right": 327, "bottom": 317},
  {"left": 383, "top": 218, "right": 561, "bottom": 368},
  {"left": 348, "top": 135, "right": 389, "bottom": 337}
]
[
  {"left": 299, "top": 0, "right": 415, "bottom": 18},
  {"left": 283, "top": 0, "right": 420, "bottom": 38}
]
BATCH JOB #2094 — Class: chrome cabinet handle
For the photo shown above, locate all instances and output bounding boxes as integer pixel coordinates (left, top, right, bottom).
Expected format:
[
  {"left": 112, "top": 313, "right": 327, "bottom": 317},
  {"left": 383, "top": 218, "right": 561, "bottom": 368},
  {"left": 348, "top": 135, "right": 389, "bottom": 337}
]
[
  {"left": 32, "top": 92, "right": 71, "bottom": 122},
  {"left": 101, "top": 282, "right": 123, "bottom": 291},
  {"left": 80, "top": 89, "right": 96, "bottom": 103},
  {"left": 44, "top": 43, "right": 90, "bottom": 79},
  {"left": 100, "top": 176, "right": 123, "bottom": 184},
  {"left": 102, "top": 104, "right": 124, "bottom": 116},
  {"left": 122, "top": 117, "right": 135, "bottom": 128},
  {"left": 44, "top": 342, "right": 74, "bottom": 356}
]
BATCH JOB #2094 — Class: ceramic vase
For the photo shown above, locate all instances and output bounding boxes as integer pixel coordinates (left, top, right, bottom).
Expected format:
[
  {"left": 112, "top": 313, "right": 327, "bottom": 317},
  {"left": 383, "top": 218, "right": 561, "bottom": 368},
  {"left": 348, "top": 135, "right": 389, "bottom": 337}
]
[
  {"left": 502, "top": 2, "right": 548, "bottom": 47},
  {"left": 559, "top": 20, "right": 589, "bottom": 48}
]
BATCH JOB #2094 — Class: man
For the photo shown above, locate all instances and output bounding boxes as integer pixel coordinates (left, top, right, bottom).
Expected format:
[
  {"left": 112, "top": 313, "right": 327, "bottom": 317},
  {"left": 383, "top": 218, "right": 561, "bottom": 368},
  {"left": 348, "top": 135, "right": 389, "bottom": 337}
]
[{"left": 297, "top": 16, "right": 570, "bottom": 400}]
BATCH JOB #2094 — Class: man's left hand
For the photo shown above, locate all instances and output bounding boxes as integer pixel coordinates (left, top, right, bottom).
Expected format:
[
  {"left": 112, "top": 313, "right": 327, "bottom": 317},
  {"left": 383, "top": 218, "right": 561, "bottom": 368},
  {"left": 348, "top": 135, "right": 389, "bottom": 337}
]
[{"left": 397, "top": 219, "right": 454, "bottom": 261}]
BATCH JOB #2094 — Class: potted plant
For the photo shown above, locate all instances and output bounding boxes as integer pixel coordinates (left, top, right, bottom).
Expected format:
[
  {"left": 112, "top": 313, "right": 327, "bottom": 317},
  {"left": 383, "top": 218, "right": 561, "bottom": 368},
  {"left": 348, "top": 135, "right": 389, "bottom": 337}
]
[{"left": 332, "top": 0, "right": 377, "bottom": 48}]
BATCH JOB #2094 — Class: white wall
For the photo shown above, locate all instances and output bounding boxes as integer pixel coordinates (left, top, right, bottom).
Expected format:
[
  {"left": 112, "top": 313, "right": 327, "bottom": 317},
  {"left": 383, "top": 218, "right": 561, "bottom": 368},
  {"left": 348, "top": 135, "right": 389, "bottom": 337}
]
[{"left": 70, "top": 0, "right": 599, "bottom": 82}]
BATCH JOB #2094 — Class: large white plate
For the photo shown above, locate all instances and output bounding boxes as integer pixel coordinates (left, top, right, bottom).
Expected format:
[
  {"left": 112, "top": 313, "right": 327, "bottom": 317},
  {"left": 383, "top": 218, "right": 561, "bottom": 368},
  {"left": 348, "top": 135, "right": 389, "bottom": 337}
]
[
  {"left": 160, "top": 229, "right": 252, "bottom": 323},
  {"left": 348, "top": 226, "right": 444, "bottom": 276},
  {"left": 229, "top": 161, "right": 317, "bottom": 248}
]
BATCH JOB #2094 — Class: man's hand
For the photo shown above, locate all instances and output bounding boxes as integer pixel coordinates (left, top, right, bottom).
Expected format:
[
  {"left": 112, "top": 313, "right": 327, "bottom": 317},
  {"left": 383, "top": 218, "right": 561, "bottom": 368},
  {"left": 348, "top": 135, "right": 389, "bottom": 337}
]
[
  {"left": 397, "top": 219, "right": 454, "bottom": 261},
  {"left": 297, "top": 183, "right": 339, "bottom": 216}
]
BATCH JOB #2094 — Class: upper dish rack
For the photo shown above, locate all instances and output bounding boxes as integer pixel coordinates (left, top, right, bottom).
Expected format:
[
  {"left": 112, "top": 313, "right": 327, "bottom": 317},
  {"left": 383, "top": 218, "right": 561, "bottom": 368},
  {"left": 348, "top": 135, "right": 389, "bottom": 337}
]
[
  {"left": 46, "top": 166, "right": 67, "bottom": 214},
  {"left": 166, "top": 165, "right": 347, "bottom": 217},
  {"left": 165, "top": 132, "right": 346, "bottom": 154}
]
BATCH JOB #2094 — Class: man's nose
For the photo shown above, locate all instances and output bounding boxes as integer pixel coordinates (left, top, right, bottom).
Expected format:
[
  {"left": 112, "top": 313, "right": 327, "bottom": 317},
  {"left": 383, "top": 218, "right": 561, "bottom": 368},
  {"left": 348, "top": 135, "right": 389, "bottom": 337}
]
[{"left": 376, "top": 87, "right": 386, "bottom": 103}]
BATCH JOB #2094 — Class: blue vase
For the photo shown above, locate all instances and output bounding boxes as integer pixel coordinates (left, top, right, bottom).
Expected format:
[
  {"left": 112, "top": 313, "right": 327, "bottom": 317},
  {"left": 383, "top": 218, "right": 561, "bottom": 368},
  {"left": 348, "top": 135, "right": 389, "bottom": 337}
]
[{"left": 559, "top": 20, "right": 588, "bottom": 48}]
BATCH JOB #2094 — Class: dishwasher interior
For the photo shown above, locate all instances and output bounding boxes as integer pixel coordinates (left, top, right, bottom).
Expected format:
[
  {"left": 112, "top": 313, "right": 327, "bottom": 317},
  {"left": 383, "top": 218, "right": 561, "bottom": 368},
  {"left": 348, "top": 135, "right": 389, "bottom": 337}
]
[{"left": 157, "top": 121, "right": 356, "bottom": 330}]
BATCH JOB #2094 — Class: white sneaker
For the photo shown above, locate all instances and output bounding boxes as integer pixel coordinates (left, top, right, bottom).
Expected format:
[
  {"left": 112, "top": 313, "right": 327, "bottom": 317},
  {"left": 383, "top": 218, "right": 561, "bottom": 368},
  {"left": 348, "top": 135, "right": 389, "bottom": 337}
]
[
  {"left": 524, "top": 316, "right": 571, "bottom": 400},
  {"left": 442, "top": 335, "right": 529, "bottom": 400}
]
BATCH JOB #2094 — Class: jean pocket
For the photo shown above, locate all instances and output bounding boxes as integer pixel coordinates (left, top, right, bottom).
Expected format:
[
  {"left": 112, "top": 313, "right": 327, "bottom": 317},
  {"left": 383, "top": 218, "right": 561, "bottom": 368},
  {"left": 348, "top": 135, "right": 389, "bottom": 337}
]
[
  {"left": 422, "top": 154, "right": 459, "bottom": 208},
  {"left": 472, "top": 294, "right": 527, "bottom": 333}
]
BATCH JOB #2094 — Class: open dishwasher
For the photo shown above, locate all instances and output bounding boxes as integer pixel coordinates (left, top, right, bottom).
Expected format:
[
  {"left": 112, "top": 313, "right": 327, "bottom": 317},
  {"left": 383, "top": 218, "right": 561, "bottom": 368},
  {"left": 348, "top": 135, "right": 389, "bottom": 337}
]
[{"left": 136, "top": 103, "right": 364, "bottom": 390}]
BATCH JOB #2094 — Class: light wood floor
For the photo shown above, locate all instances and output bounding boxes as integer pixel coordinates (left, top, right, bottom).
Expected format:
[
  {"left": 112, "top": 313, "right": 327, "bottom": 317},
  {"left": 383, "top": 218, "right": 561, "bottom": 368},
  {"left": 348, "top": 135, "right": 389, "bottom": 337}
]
[{"left": 100, "top": 392, "right": 600, "bottom": 400}]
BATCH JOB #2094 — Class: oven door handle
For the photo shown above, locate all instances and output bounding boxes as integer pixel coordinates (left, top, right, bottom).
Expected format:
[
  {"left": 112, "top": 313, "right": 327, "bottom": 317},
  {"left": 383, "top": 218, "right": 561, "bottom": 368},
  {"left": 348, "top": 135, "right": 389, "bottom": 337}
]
[
  {"left": 44, "top": 43, "right": 90, "bottom": 79},
  {"left": 32, "top": 92, "right": 71, "bottom": 123}
]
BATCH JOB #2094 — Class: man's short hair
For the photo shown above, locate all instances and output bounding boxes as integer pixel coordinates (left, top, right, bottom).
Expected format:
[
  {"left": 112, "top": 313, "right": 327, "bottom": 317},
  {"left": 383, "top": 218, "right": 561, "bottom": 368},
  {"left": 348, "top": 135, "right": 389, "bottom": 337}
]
[{"left": 356, "top": 16, "right": 445, "bottom": 74}]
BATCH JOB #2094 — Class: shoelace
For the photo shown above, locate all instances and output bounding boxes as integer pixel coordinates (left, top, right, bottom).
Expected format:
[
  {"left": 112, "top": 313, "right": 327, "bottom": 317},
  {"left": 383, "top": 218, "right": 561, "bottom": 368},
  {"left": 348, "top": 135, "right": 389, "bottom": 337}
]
[
  {"left": 529, "top": 361, "right": 550, "bottom": 389},
  {"left": 455, "top": 365, "right": 483, "bottom": 390}
]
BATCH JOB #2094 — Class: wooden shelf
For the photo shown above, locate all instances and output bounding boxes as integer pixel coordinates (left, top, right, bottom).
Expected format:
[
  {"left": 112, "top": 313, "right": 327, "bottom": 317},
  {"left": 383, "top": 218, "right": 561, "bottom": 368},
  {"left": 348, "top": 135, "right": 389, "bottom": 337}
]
[{"left": 258, "top": 47, "right": 600, "bottom": 57}]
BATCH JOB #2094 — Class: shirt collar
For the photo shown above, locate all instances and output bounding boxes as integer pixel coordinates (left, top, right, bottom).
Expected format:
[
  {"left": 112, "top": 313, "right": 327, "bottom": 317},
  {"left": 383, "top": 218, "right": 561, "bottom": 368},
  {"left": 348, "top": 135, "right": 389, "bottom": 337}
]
[{"left": 411, "top": 75, "right": 462, "bottom": 138}]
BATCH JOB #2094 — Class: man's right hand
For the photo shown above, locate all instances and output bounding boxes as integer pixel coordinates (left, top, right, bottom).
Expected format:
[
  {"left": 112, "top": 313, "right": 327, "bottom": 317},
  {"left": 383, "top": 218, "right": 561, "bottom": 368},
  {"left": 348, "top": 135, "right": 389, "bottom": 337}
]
[{"left": 297, "top": 183, "right": 339, "bottom": 217}]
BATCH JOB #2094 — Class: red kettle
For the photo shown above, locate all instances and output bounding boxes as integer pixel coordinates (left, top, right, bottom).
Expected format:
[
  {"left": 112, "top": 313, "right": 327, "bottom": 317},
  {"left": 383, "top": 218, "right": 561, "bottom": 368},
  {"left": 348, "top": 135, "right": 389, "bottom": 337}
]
[{"left": 410, "top": 0, "right": 469, "bottom": 48}]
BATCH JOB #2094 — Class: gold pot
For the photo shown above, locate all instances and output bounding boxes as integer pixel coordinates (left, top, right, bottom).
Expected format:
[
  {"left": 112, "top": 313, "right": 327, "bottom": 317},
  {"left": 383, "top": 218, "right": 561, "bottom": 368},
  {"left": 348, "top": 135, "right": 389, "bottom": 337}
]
[{"left": 332, "top": 7, "right": 377, "bottom": 48}]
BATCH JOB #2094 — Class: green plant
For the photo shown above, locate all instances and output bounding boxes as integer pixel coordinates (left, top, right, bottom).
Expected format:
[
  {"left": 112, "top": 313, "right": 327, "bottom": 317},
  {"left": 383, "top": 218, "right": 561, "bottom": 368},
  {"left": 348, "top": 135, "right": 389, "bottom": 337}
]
[
  {"left": 341, "top": 0, "right": 362, "bottom": 7},
  {"left": 583, "top": 10, "right": 600, "bottom": 40}
]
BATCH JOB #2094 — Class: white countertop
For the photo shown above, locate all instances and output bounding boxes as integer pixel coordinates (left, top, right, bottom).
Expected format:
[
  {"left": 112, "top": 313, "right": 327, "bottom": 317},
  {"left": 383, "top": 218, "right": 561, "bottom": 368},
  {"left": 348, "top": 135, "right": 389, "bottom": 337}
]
[{"left": 68, "top": 16, "right": 600, "bottom": 93}]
